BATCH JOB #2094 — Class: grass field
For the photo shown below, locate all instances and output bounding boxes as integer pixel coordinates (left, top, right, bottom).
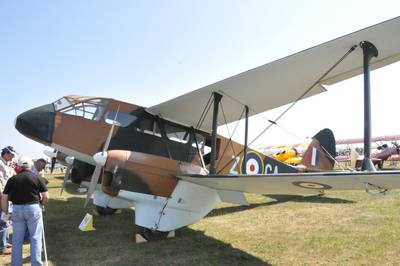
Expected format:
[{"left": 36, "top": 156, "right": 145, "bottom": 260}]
[{"left": 1, "top": 172, "right": 400, "bottom": 265}]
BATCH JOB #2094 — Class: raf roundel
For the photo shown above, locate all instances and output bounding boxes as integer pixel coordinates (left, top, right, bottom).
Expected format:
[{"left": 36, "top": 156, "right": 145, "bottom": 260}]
[
  {"left": 292, "top": 181, "right": 332, "bottom": 190},
  {"left": 240, "top": 151, "right": 264, "bottom": 175}
]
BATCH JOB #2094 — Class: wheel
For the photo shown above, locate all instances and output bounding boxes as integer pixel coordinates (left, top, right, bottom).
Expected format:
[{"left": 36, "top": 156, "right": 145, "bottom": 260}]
[
  {"left": 137, "top": 226, "right": 170, "bottom": 241},
  {"left": 96, "top": 205, "right": 117, "bottom": 215}
]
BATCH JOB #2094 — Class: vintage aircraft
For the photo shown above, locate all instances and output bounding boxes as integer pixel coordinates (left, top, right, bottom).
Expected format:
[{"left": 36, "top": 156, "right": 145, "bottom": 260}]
[
  {"left": 263, "top": 143, "right": 309, "bottom": 165},
  {"left": 335, "top": 135, "right": 400, "bottom": 169},
  {"left": 15, "top": 16, "right": 400, "bottom": 240},
  {"left": 267, "top": 134, "right": 400, "bottom": 168}
]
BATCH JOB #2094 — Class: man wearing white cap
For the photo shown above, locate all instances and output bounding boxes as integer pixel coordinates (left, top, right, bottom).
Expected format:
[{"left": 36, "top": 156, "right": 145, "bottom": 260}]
[
  {"left": 0, "top": 146, "right": 17, "bottom": 255},
  {"left": 0, "top": 146, "right": 17, "bottom": 189},
  {"left": 1, "top": 156, "right": 49, "bottom": 266}
]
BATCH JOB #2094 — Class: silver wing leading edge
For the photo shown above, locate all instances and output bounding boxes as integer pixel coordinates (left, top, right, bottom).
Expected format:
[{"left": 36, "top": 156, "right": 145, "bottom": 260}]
[{"left": 180, "top": 171, "right": 400, "bottom": 195}]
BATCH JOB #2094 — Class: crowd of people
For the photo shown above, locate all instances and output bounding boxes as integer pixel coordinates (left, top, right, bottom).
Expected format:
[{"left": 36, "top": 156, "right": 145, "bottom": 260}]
[{"left": 0, "top": 145, "right": 49, "bottom": 266}]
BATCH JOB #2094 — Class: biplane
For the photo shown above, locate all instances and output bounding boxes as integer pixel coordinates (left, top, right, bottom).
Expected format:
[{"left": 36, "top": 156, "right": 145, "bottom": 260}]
[
  {"left": 265, "top": 134, "right": 400, "bottom": 168},
  {"left": 263, "top": 143, "right": 308, "bottom": 165},
  {"left": 15, "top": 17, "right": 400, "bottom": 240},
  {"left": 336, "top": 135, "right": 400, "bottom": 169}
]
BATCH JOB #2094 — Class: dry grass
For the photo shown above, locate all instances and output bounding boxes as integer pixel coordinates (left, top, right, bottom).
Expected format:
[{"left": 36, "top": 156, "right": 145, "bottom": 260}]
[{"left": 1, "top": 171, "right": 400, "bottom": 265}]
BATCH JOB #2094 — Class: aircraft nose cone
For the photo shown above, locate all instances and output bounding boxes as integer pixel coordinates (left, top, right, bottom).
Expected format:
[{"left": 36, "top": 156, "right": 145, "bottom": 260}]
[{"left": 15, "top": 104, "right": 55, "bottom": 145}]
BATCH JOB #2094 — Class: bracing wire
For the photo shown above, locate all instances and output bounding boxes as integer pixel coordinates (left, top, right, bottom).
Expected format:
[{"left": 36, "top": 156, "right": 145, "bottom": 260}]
[
  {"left": 217, "top": 45, "right": 358, "bottom": 174},
  {"left": 319, "top": 144, "right": 349, "bottom": 171},
  {"left": 216, "top": 105, "right": 246, "bottom": 169},
  {"left": 195, "top": 93, "right": 214, "bottom": 130},
  {"left": 219, "top": 91, "right": 307, "bottom": 145},
  {"left": 187, "top": 93, "right": 214, "bottom": 164},
  {"left": 248, "top": 45, "right": 357, "bottom": 147},
  {"left": 220, "top": 102, "right": 240, "bottom": 154}
]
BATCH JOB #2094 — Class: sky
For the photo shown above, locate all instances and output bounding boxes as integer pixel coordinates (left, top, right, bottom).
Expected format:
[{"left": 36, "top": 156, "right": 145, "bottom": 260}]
[{"left": 0, "top": 1, "right": 400, "bottom": 159}]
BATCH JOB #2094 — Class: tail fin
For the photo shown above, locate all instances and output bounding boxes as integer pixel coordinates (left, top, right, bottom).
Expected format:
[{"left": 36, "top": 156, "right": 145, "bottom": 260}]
[{"left": 301, "top": 128, "right": 336, "bottom": 170}]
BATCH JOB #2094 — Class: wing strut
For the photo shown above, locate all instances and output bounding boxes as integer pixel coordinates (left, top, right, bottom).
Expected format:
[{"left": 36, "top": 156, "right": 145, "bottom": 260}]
[
  {"left": 243, "top": 105, "right": 249, "bottom": 174},
  {"left": 360, "top": 41, "right": 378, "bottom": 171},
  {"left": 210, "top": 92, "right": 223, "bottom": 175}
]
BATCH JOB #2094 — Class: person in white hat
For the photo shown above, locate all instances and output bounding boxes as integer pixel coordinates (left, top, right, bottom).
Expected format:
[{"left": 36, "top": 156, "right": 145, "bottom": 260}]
[
  {"left": 0, "top": 146, "right": 17, "bottom": 255},
  {"left": 1, "top": 155, "right": 49, "bottom": 265},
  {"left": 0, "top": 146, "right": 17, "bottom": 189}
]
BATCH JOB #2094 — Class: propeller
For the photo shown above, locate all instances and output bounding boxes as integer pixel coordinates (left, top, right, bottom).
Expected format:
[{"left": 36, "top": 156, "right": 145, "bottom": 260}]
[
  {"left": 84, "top": 106, "right": 120, "bottom": 207},
  {"left": 60, "top": 156, "right": 74, "bottom": 195},
  {"left": 50, "top": 157, "right": 56, "bottom": 173},
  {"left": 392, "top": 141, "right": 400, "bottom": 154}
]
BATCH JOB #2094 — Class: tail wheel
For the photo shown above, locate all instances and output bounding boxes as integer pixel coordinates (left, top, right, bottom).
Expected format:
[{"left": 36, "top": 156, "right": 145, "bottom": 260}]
[
  {"left": 96, "top": 205, "right": 117, "bottom": 215},
  {"left": 137, "top": 226, "right": 170, "bottom": 241}
]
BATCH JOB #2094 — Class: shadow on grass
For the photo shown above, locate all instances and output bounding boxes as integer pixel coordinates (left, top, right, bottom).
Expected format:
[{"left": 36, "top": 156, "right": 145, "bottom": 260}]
[
  {"left": 51, "top": 174, "right": 64, "bottom": 180},
  {"left": 46, "top": 180, "right": 88, "bottom": 196},
  {"left": 208, "top": 194, "right": 355, "bottom": 218},
  {"left": 265, "top": 194, "right": 356, "bottom": 204},
  {"left": 37, "top": 195, "right": 270, "bottom": 266}
]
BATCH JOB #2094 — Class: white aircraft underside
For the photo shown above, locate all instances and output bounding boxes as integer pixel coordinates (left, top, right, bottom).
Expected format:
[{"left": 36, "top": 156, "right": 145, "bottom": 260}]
[{"left": 93, "top": 180, "right": 221, "bottom": 232}]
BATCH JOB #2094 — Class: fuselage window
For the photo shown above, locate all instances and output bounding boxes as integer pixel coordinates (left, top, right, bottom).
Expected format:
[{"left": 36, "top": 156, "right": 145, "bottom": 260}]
[
  {"left": 136, "top": 118, "right": 162, "bottom": 138},
  {"left": 164, "top": 124, "right": 190, "bottom": 144},
  {"left": 193, "top": 133, "right": 210, "bottom": 153},
  {"left": 104, "top": 110, "right": 137, "bottom": 127}
]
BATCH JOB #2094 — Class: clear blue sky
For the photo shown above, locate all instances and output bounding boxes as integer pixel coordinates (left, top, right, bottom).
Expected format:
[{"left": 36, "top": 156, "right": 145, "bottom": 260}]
[{"left": 1, "top": 1, "right": 400, "bottom": 158}]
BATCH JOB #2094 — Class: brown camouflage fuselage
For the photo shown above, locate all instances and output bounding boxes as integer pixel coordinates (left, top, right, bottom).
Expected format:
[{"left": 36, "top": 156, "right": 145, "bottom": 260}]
[{"left": 15, "top": 95, "right": 316, "bottom": 199}]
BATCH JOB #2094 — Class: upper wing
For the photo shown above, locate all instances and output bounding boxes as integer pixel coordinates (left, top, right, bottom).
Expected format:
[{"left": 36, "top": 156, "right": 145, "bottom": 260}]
[
  {"left": 179, "top": 171, "right": 400, "bottom": 195},
  {"left": 147, "top": 17, "right": 400, "bottom": 132}
]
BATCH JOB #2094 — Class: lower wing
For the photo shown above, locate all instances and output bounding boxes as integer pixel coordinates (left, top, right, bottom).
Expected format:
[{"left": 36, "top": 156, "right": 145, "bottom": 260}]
[{"left": 179, "top": 171, "right": 400, "bottom": 195}]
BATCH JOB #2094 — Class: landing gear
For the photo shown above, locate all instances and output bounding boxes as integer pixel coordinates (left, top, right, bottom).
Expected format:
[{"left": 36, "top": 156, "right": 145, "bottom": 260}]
[
  {"left": 137, "top": 226, "right": 170, "bottom": 241},
  {"left": 96, "top": 205, "right": 117, "bottom": 215}
]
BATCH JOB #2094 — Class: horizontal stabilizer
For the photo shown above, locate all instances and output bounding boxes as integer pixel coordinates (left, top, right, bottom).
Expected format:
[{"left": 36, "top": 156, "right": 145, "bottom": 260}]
[
  {"left": 217, "top": 190, "right": 249, "bottom": 206},
  {"left": 179, "top": 171, "right": 400, "bottom": 195}
]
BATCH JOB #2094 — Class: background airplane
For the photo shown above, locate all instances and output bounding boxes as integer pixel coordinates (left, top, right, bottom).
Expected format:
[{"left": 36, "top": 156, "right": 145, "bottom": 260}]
[
  {"left": 263, "top": 134, "right": 400, "bottom": 169},
  {"left": 336, "top": 135, "right": 400, "bottom": 169}
]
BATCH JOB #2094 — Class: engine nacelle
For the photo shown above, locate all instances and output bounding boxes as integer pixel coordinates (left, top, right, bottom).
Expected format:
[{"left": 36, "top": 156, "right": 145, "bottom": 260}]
[{"left": 70, "top": 160, "right": 95, "bottom": 184}]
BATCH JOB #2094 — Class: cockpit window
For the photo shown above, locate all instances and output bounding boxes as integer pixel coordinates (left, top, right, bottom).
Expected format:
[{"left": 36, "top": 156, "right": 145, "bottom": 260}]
[
  {"left": 53, "top": 97, "right": 73, "bottom": 111},
  {"left": 53, "top": 97, "right": 108, "bottom": 121},
  {"left": 104, "top": 110, "right": 137, "bottom": 127}
]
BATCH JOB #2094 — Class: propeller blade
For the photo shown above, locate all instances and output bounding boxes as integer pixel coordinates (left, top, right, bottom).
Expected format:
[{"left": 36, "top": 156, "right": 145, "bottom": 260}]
[
  {"left": 84, "top": 165, "right": 102, "bottom": 207},
  {"left": 60, "top": 164, "right": 72, "bottom": 195},
  {"left": 51, "top": 157, "right": 56, "bottom": 173},
  {"left": 84, "top": 105, "right": 119, "bottom": 207},
  {"left": 102, "top": 106, "right": 120, "bottom": 152}
]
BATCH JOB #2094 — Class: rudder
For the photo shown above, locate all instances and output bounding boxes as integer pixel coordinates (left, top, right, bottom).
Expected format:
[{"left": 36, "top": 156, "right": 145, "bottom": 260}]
[{"left": 301, "top": 128, "right": 336, "bottom": 170}]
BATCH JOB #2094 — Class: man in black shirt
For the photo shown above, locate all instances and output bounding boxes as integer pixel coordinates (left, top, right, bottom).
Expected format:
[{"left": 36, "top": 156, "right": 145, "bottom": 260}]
[{"left": 1, "top": 156, "right": 49, "bottom": 266}]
